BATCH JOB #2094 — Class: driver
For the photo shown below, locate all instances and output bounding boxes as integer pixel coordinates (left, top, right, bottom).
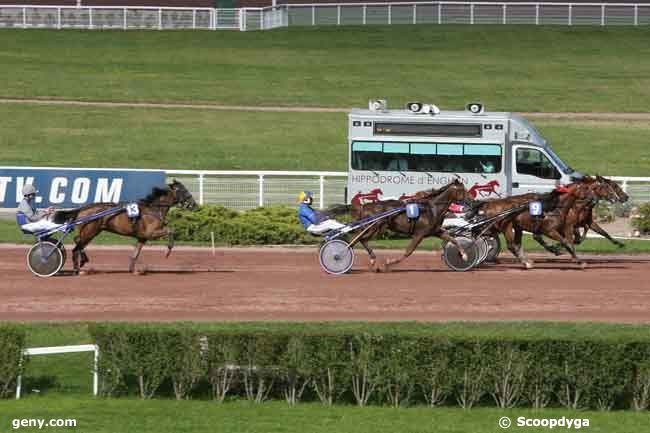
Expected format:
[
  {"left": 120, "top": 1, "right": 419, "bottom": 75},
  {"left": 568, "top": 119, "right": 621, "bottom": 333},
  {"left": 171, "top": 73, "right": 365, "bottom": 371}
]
[
  {"left": 17, "top": 184, "right": 60, "bottom": 233},
  {"left": 297, "top": 191, "right": 345, "bottom": 235}
]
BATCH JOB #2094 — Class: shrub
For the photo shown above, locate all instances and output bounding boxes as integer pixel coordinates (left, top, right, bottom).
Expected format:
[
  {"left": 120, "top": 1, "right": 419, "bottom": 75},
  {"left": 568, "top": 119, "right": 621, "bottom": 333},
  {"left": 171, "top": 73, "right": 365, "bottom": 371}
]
[
  {"left": 0, "top": 326, "right": 26, "bottom": 399},
  {"left": 88, "top": 324, "right": 650, "bottom": 410},
  {"left": 632, "top": 203, "right": 650, "bottom": 234}
]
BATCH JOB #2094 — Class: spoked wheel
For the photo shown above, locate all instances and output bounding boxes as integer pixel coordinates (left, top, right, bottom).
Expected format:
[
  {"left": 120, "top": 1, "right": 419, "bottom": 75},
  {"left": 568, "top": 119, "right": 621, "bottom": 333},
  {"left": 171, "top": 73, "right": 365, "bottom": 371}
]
[
  {"left": 442, "top": 236, "right": 479, "bottom": 272},
  {"left": 485, "top": 235, "right": 501, "bottom": 263},
  {"left": 27, "top": 241, "right": 64, "bottom": 277},
  {"left": 474, "top": 237, "right": 490, "bottom": 266},
  {"left": 319, "top": 239, "right": 355, "bottom": 275}
]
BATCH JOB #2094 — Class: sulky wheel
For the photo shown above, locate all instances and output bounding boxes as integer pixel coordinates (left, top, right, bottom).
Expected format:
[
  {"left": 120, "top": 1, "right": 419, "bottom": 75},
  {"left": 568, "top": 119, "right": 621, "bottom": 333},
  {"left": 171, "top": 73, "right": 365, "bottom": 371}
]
[
  {"left": 474, "top": 237, "right": 490, "bottom": 266},
  {"left": 442, "top": 236, "right": 479, "bottom": 272},
  {"left": 319, "top": 239, "right": 354, "bottom": 275},
  {"left": 27, "top": 241, "right": 64, "bottom": 278},
  {"left": 484, "top": 235, "right": 501, "bottom": 263}
]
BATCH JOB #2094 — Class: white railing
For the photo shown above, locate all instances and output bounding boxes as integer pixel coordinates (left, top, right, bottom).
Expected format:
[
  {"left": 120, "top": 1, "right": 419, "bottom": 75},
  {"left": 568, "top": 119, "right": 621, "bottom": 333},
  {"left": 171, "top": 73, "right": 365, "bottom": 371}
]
[
  {"left": 0, "top": 5, "right": 243, "bottom": 30},
  {"left": 15, "top": 344, "right": 99, "bottom": 399},
  {"left": 165, "top": 170, "right": 650, "bottom": 209},
  {"left": 281, "top": 2, "right": 650, "bottom": 26},
  {"left": 1, "top": 3, "right": 649, "bottom": 31},
  {"left": 166, "top": 170, "right": 348, "bottom": 209}
]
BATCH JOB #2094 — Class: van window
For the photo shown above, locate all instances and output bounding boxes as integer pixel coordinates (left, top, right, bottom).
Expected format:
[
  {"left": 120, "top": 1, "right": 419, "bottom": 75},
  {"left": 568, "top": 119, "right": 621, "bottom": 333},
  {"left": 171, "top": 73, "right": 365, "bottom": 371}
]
[
  {"left": 516, "top": 148, "right": 561, "bottom": 180},
  {"left": 351, "top": 141, "right": 502, "bottom": 174}
]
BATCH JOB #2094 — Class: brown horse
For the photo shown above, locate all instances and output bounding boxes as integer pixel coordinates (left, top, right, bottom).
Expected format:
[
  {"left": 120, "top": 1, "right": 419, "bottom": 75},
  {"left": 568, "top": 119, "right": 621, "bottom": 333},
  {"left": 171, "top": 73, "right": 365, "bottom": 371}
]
[
  {"left": 507, "top": 180, "right": 617, "bottom": 268},
  {"left": 345, "top": 179, "right": 474, "bottom": 271},
  {"left": 54, "top": 180, "right": 196, "bottom": 274},
  {"left": 570, "top": 176, "right": 629, "bottom": 247}
]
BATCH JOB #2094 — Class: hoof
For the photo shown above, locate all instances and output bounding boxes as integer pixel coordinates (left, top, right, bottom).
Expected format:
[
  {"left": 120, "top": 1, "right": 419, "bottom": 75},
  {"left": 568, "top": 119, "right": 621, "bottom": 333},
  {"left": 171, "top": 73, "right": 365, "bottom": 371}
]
[
  {"left": 165, "top": 249, "right": 172, "bottom": 259},
  {"left": 579, "top": 262, "right": 588, "bottom": 270},
  {"left": 524, "top": 261, "right": 534, "bottom": 270},
  {"left": 460, "top": 252, "right": 468, "bottom": 262}
]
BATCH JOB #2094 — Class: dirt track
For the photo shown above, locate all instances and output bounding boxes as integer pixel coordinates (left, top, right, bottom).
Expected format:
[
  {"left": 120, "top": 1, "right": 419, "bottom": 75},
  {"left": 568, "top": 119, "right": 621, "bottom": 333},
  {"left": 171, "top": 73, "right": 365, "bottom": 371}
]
[{"left": 1, "top": 245, "right": 649, "bottom": 323}]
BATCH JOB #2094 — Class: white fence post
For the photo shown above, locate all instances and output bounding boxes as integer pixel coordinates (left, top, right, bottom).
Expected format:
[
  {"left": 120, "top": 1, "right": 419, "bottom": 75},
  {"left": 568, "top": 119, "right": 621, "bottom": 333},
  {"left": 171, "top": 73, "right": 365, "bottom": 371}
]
[
  {"left": 192, "top": 9, "right": 196, "bottom": 29},
  {"left": 92, "top": 347, "right": 99, "bottom": 397},
  {"left": 601, "top": 4, "right": 605, "bottom": 26},
  {"left": 258, "top": 175, "right": 264, "bottom": 207},
  {"left": 22, "top": 6, "right": 26, "bottom": 28},
  {"left": 337, "top": 5, "right": 341, "bottom": 25},
  {"left": 123, "top": 7, "right": 127, "bottom": 29},
  {"left": 634, "top": 5, "right": 638, "bottom": 25},
  {"left": 158, "top": 7, "right": 162, "bottom": 30},
  {"left": 568, "top": 4, "right": 572, "bottom": 26},
  {"left": 319, "top": 175, "right": 325, "bottom": 209},
  {"left": 438, "top": 2, "right": 442, "bottom": 24},
  {"left": 89, "top": 7, "right": 93, "bottom": 29},
  {"left": 502, "top": 3, "right": 507, "bottom": 24},
  {"left": 536, "top": 3, "right": 540, "bottom": 25},
  {"left": 388, "top": 4, "right": 391, "bottom": 25},
  {"left": 413, "top": 4, "right": 417, "bottom": 24},
  {"left": 57, "top": 7, "right": 61, "bottom": 29},
  {"left": 622, "top": 180, "right": 629, "bottom": 193},
  {"left": 198, "top": 173, "right": 205, "bottom": 205},
  {"left": 470, "top": 3, "right": 474, "bottom": 24},
  {"left": 311, "top": 5, "right": 315, "bottom": 25},
  {"left": 363, "top": 4, "right": 367, "bottom": 24}
]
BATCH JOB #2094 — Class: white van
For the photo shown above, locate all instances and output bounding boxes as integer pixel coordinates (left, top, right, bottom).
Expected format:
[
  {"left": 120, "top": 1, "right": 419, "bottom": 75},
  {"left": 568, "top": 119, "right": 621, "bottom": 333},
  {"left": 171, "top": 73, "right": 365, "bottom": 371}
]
[{"left": 347, "top": 100, "right": 579, "bottom": 204}]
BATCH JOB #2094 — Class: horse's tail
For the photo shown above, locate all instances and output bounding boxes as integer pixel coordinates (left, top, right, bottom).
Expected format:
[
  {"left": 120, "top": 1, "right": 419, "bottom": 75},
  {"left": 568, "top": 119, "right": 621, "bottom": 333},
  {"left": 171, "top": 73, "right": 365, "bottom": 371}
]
[
  {"left": 324, "top": 204, "right": 353, "bottom": 218},
  {"left": 52, "top": 208, "right": 82, "bottom": 224}
]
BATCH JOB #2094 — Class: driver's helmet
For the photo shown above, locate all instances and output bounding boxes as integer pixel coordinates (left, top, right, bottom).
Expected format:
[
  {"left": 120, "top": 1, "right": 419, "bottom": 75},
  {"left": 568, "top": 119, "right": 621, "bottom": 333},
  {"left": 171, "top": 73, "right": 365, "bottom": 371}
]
[
  {"left": 22, "top": 184, "right": 37, "bottom": 197},
  {"left": 297, "top": 191, "right": 313, "bottom": 205}
]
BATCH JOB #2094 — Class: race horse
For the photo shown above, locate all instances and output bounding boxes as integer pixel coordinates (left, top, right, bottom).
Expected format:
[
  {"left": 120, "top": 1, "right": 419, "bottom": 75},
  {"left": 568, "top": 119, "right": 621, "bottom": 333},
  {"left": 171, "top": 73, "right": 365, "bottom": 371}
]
[
  {"left": 332, "top": 179, "right": 474, "bottom": 271},
  {"left": 54, "top": 180, "right": 197, "bottom": 274}
]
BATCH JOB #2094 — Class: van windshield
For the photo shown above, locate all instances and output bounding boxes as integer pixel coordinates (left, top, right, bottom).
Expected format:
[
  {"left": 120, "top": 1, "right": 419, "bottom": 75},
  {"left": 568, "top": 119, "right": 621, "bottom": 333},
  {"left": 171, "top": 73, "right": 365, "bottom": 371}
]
[{"left": 546, "top": 147, "right": 573, "bottom": 175}]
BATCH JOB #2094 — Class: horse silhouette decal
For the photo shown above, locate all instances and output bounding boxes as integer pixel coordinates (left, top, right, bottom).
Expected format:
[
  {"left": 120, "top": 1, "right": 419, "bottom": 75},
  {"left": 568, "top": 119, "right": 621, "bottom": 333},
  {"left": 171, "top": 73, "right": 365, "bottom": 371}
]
[{"left": 468, "top": 180, "right": 501, "bottom": 199}]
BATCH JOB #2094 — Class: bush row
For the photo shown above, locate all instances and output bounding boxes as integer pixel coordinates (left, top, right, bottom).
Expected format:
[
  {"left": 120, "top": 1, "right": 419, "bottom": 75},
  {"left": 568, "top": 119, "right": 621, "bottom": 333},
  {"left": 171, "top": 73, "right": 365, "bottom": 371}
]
[
  {"left": 0, "top": 326, "right": 26, "bottom": 399},
  {"left": 168, "top": 206, "right": 319, "bottom": 245},
  {"left": 89, "top": 324, "right": 650, "bottom": 410},
  {"left": 168, "top": 205, "right": 404, "bottom": 245}
]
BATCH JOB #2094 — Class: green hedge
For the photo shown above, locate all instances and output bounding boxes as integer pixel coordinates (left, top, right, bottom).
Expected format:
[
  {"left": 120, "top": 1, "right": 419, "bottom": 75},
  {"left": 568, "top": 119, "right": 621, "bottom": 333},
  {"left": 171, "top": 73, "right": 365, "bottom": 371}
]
[
  {"left": 0, "top": 325, "right": 26, "bottom": 399},
  {"left": 632, "top": 203, "right": 650, "bottom": 234},
  {"left": 168, "top": 206, "right": 319, "bottom": 245},
  {"left": 89, "top": 323, "right": 650, "bottom": 410}
]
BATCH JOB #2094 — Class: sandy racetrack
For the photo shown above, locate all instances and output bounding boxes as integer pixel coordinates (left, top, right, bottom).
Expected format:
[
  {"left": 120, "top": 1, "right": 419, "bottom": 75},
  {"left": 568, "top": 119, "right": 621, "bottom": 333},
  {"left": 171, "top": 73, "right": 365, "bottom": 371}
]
[{"left": 1, "top": 245, "right": 649, "bottom": 322}]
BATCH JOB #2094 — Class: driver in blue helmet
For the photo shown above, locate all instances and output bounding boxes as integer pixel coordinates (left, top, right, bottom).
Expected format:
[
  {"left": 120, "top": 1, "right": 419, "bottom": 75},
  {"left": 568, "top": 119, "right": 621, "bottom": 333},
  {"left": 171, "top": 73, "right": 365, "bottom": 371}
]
[{"left": 297, "top": 191, "right": 345, "bottom": 235}]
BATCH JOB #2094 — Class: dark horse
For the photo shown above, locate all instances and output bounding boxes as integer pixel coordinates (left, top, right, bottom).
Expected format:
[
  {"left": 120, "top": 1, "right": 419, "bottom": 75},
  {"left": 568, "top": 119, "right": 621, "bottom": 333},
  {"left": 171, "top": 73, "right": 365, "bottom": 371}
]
[
  {"left": 54, "top": 180, "right": 197, "bottom": 274},
  {"left": 332, "top": 179, "right": 474, "bottom": 272}
]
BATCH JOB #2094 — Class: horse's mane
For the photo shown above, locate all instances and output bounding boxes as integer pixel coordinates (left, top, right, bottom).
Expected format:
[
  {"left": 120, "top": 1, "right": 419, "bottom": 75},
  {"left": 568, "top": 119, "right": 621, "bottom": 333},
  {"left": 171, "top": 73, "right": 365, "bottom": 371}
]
[{"left": 140, "top": 186, "right": 171, "bottom": 205}]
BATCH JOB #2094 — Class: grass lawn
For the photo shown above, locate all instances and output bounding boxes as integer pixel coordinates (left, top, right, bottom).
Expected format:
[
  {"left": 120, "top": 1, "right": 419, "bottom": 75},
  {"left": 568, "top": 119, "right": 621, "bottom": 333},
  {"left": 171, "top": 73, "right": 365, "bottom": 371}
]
[
  {"left": 1, "top": 104, "right": 649, "bottom": 175},
  {"left": 2, "top": 26, "right": 650, "bottom": 112},
  {"left": 1, "top": 398, "right": 649, "bottom": 433}
]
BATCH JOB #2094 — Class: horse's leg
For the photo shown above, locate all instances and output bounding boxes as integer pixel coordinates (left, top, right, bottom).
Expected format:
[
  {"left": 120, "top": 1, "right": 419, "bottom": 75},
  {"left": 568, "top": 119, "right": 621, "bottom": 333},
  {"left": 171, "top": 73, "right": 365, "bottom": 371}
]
[
  {"left": 532, "top": 233, "right": 562, "bottom": 256},
  {"left": 73, "top": 224, "right": 101, "bottom": 273},
  {"left": 129, "top": 240, "right": 146, "bottom": 273},
  {"left": 588, "top": 221, "right": 625, "bottom": 248},
  {"left": 545, "top": 228, "right": 586, "bottom": 269},
  {"left": 383, "top": 232, "right": 426, "bottom": 271},
  {"left": 359, "top": 238, "right": 378, "bottom": 271},
  {"left": 504, "top": 224, "right": 533, "bottom": 269},
  {"left": 166, "top": 228, "right": 175, "bottom": 258},
  {"left": 436, "top": 231, "right": 468, "bottom": 262}
]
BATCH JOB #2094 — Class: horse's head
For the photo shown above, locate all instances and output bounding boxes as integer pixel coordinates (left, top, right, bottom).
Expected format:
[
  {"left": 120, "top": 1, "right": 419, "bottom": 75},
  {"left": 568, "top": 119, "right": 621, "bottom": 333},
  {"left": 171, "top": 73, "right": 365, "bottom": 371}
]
[
  {"left": 169, "top": 180, "right": 198, "bottom": 210},
  {"left": 447, "top": 179, "right": 473, "bottom": 205},
  {"left": 597, "top": 175, "right": 629, "bottom": 203}
]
